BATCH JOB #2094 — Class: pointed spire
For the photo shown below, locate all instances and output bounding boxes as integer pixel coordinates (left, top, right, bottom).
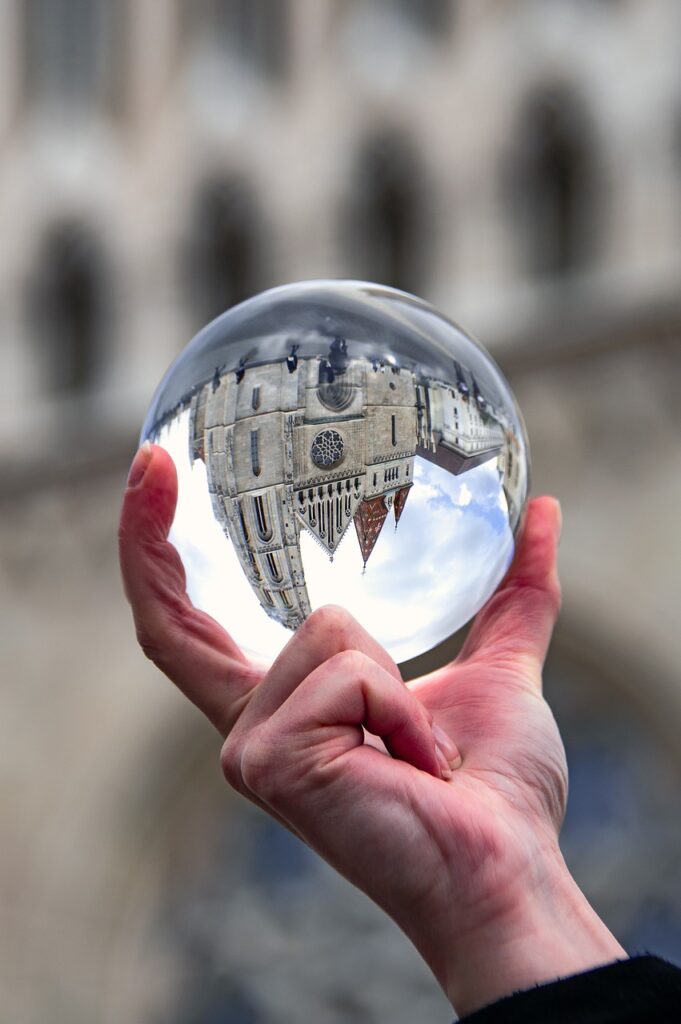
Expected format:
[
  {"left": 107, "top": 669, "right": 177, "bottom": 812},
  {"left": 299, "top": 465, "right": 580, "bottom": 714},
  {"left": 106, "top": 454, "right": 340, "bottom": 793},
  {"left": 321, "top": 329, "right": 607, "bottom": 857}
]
[
  {"left": 393, "top": 484, "right": 413, "bottom": 527},
  {"left": 354, "top": 496, "right": 390, "bottom": 565}
]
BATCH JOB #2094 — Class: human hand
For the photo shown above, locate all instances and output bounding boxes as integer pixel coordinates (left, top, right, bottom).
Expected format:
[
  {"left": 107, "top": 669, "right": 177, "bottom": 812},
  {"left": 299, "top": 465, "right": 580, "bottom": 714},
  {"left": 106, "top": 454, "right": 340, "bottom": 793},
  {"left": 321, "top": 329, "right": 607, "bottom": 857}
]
[{"left": 119, "top": 443, "right": 625, "bottom": 1016}]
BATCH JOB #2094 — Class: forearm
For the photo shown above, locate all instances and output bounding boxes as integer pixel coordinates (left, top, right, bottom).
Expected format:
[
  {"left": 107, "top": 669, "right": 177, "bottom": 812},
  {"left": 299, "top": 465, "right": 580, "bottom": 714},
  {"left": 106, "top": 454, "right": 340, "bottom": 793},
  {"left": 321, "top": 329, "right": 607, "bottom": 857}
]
[{"left": 416, "top": 848, "right": 627, "bottom": 1018}]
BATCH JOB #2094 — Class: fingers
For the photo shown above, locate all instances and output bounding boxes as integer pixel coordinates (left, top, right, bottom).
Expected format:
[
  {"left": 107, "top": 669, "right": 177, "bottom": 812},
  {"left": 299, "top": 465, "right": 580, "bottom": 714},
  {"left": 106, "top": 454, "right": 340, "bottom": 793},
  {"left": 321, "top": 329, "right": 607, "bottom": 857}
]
[
  {"left": 119, "top": 443, "right": 261, "bottom": 735},
  {"left": 236, "top": 604, "right": 405, "bottom": 734},
  {"left": 457, "top": 496, "right": 562, "bottom": 678},
  {"left": 223, "top": 649, "right": 449, "bottom": 808}
]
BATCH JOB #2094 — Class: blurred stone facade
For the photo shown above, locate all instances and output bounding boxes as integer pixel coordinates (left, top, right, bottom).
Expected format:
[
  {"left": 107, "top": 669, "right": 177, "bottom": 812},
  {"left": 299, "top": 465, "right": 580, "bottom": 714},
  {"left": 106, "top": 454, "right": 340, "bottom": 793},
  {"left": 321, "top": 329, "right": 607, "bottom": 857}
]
[{"left": 1, "top": 2, "right": 681, "bottom": 1022}]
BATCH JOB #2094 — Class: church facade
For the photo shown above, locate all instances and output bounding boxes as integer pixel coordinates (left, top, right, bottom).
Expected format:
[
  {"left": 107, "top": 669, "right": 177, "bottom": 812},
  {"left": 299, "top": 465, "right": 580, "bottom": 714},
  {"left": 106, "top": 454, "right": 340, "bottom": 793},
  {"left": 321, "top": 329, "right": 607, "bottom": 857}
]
[{"left": 188, "top": 352, "right": 508, "bottom": 629}]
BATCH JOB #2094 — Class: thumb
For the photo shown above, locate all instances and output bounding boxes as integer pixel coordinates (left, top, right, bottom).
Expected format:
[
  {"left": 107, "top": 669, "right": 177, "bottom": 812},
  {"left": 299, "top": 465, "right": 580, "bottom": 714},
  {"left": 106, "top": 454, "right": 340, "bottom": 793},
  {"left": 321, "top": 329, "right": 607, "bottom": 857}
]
[
  {"left": 119, "top": 442, "right": 259, "bottom": 735},
  {"left": 457, "top": 496, "right": 562, "bottom": 679}
]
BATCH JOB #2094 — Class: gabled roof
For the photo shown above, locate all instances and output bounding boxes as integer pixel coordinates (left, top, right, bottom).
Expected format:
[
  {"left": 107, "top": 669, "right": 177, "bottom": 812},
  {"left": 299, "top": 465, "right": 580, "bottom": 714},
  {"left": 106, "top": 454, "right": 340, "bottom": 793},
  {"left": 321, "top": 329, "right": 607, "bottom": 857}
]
[
  {"left": 354, "top": 495, "right": 390, "bottom": 566},
  {"left": 393, "top": 483, "right": 413, "bottom": 526}
]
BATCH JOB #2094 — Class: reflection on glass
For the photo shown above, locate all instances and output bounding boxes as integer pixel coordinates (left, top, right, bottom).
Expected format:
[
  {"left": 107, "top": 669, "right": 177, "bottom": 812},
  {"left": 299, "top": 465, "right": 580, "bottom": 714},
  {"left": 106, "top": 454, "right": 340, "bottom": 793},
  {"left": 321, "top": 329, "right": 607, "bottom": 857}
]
[{"left": 142, "top": 281, "right": 529, "bottom": 665}]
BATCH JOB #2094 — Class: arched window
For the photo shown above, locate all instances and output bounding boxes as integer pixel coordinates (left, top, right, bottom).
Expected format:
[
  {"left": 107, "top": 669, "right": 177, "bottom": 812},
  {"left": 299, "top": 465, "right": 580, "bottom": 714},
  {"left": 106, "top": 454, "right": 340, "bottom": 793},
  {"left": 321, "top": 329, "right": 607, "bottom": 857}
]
[
  {"left": 252, "top": 494, "right": 272, "bottom": 541},
  {"left": 28, "top": 221, "right": 108, "bottom": 396},
  {"left": 23, "top": 0, "right": 125, "bottom": 114},
  {"left": 186, "top": 177, "right": 262, "bottom": 324},
  {"left": 507, "top": 85, "right": 597, "bottom": 278},
  {"left": 238, "top": 505, "right": 250, "bottom": 543},
  {"left": 342, "top": 1, "right": 453, "bottom": 72},
  {"left": 184, "top": 0, "right": 289, "bottom": 81},
  {"left": 265, "top": 553, "right": 283, "bottom": 583},
  {"left": 345, "top": 131, "right": 427, "bottom": 293},
  {"left": 381, "top": 0, "right": 452, "bottom": 36},
  {"left": 250, "top": 428, "right": 261, "bottom": 477}
]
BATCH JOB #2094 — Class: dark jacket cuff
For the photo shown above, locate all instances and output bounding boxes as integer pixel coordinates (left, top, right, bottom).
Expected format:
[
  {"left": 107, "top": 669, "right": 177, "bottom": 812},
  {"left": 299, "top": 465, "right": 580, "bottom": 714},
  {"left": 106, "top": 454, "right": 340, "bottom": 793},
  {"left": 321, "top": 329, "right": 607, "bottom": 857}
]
[{"left": 456, "top": 954, "right": 681, "bottom": 1024}]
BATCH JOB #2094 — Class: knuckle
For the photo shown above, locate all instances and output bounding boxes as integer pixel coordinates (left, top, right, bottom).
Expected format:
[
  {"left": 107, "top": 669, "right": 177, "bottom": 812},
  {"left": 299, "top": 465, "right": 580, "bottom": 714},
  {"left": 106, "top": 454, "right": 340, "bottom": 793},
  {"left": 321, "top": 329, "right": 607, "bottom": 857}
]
[
  {"left": 227, "top": 729, "right": 281, "bottom": 800},
  {"left": 134, "top": 612, "right": 189, "bottom": 677},
  {"left": 220, "top": 733, "right": 247, "bottom": 791},
  {"left": 135, "top": 625, "right": 165, "bottom": 667},
  {"left": 300, "top": 604, "right": 356, "bottom": 645},
  {"left": 241, "top": 737, "right": 281, "bottom": 800},
  {"left": 327, "top": 648, "right": 370, "bottom": 679}
]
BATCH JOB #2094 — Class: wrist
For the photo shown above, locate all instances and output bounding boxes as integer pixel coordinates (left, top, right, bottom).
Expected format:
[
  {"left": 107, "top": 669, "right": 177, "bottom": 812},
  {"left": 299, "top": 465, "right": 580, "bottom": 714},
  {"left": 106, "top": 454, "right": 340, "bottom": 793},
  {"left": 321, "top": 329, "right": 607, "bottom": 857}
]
[{"left": 418, "top": 842, "right": 627, "bottom": 1018}]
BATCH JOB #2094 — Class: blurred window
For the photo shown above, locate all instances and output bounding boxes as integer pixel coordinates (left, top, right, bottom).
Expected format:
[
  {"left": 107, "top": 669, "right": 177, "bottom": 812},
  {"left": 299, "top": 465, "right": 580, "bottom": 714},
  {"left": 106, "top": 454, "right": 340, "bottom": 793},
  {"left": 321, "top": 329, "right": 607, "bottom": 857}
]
[
  {"left": 22, "top": 0, "right": 125, "bottom": 114},
  {"left": 185, "top": 177, "right": 261, "bottom": 325},
  {"left": 507, "top": 86, "right": 597, "bottom": 278},
  {"left": 345, "top": 132, "right": 427, "bottom": 294},
  {"left": 184, "top": 0, "right": 288, "bottom": 80},
  {"left": 340, "top": 1, "right": 452, "bottom": 87},
  {"left": 28, "top": 222, "right": 108, "bottom": 396},
  {"left": 370, "top": 0, "right": 453, "bottom": 36}
]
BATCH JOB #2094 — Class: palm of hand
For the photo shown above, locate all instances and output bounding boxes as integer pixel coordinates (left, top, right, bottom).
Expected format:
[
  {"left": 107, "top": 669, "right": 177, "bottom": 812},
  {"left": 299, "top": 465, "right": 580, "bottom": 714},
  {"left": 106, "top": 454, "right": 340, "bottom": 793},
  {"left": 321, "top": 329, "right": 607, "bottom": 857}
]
[
  {"left": 120, "top": 444, "right": 564, "bottom": 979},
  {"left": 279, "top": 656, "right": 567, "bottom": 954},
  {"left": 260, "top": 529, "right": 565, "bottom": 967},
  {"left": 119, "top": 446, "right": 630, "bottom": 1015},
  {"left": 410, "top": 659, "right": 567, "bottom": 907},
  {"left": 415, "top": 657, "right": 567, "bottom": 832}
]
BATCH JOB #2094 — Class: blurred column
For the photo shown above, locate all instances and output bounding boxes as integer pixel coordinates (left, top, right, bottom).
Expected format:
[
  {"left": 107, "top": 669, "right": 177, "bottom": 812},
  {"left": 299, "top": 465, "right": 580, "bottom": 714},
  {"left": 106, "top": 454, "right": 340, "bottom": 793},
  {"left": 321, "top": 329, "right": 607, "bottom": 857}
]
[
  {"left": 262, "top": 0, "right": 346, "bottom": 283},
  {"left": 108, "top": 0, "right": 192, "bottom": 426},
  {"left": 0, "top": 0, "right": 22, "bottom": 138},
  {"left": 0, "top": 2, "right": 29, "bottom": 459}
]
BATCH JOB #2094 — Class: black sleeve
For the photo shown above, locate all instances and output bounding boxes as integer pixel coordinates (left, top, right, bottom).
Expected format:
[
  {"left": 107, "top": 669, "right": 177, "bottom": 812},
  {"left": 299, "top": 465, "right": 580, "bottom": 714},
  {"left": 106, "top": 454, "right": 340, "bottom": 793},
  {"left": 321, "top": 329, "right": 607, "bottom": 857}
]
[{"left": 456, "top": 955, "right": 681, "bottom": 1024}]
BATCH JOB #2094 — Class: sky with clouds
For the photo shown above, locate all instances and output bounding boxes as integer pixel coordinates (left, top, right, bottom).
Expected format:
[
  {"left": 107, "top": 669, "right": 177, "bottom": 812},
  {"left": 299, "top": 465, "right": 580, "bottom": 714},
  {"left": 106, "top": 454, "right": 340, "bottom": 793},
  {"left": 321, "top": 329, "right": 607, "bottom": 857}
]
[{"left": 161, "top": 411, "right": 515, "bottom": 665}]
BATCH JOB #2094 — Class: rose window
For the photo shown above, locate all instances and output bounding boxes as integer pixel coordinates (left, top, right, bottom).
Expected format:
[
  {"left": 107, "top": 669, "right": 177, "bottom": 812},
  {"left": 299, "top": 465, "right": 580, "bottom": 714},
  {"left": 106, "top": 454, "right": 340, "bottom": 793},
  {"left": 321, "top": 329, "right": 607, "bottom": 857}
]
[{"left": 310, "top": 429, "right": 345, "bottom": 468}]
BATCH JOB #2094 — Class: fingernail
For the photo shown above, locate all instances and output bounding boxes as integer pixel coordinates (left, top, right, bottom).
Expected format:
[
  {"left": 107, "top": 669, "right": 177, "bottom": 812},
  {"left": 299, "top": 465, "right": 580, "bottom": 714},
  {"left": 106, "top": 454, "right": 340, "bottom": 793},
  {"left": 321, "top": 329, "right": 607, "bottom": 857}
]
[
  {"left": 434, "top": 742, "right": 453, "bottom": 780},
  {"left": 432, "top": 724, "right": 458, "bottom": 762},
  {"left": 127, "top": 441, "right": 153, "bottom": 488}
]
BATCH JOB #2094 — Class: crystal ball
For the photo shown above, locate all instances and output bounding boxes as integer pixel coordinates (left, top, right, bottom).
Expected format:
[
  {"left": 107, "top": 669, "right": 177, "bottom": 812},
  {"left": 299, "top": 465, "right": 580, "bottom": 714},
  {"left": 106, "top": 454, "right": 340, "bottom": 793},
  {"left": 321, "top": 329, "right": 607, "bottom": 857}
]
[{"left": 141, "top": 281, "right": 529, "bottom": 666}]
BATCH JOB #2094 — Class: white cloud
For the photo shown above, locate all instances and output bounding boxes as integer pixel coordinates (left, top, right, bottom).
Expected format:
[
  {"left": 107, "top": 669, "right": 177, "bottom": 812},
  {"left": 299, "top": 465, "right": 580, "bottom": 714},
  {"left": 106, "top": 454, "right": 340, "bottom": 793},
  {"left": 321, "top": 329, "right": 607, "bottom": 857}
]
[{"left": 458, "top": 482, "right": 472, "bottom": 506}]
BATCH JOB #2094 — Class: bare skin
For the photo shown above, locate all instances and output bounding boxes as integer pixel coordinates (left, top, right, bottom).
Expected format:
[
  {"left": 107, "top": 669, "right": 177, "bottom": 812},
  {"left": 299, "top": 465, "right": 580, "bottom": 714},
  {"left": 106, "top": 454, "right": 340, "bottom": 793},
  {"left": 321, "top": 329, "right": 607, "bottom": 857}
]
[{"left": 119, "top": 443, "right": 626, "bottom": 1017}]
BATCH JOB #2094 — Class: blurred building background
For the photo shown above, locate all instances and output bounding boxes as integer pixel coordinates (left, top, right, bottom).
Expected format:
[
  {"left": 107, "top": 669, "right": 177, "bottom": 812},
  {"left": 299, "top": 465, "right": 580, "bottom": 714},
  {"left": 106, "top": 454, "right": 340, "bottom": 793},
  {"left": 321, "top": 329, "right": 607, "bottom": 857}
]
[{"left": 1, "top": 1, "right": 681, "bottom": 1021}]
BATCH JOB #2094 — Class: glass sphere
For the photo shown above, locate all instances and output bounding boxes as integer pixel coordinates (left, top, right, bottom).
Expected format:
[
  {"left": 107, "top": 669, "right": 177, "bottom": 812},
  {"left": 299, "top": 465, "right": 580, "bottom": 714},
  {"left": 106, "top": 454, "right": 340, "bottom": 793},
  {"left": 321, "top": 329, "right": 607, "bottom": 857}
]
[{"left": 141, "top": 281, "right": 529, "bottom": 666}]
